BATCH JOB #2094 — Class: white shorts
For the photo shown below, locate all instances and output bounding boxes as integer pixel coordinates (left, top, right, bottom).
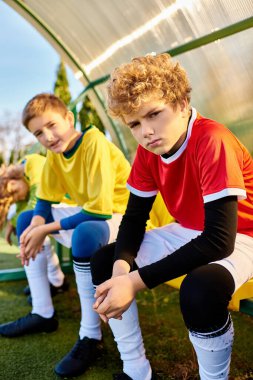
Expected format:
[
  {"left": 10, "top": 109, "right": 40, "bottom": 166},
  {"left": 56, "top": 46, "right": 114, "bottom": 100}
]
[
  {"left": 135, "top": 222, "right": 253, "bottom": 292},
  {"left": 50, "top": 204, "right": 122, "bottom": 248}
]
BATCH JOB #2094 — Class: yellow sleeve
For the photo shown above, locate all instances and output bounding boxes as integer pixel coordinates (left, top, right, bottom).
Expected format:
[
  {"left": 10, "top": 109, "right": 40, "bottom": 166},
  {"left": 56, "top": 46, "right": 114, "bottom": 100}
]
[
  {"left": 83, "top": 133, "right": 114, "bottom": 217},
  {"left": 24, "top": 154, "right": 46, "bottom": 186},
  {"left": 37, "top": 152, "right": 66, "bottom": 202},
  {"left": 146, "top": 192, "right": 174, "bottom": 231}
]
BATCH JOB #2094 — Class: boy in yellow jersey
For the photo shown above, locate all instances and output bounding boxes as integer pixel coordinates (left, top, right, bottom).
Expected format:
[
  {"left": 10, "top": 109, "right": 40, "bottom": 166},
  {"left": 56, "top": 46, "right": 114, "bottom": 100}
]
[
  {"left": 0, "top": 93, "right": 131, "bottom": 379},
  {"left": 0, "top": 154, "right": 68, "bottom": 300}
]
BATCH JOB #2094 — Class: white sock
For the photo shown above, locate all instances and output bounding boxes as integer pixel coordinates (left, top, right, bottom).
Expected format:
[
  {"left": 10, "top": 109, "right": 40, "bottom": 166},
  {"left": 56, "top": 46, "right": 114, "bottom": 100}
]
[
  {"left": 189, "top": 316, "right": 234, "bottom": 380},
  {"left": 24, "top": 249, "right": 54, "bottom": 318},
  {"left": 73, "top": 260, "right": 101, "bottom": 340},
  {"left": 109, "top": 300, "right": 152, "bottom": 380},
  {"left": 44, "top": 238, "right": 65, "bottom": 287}
]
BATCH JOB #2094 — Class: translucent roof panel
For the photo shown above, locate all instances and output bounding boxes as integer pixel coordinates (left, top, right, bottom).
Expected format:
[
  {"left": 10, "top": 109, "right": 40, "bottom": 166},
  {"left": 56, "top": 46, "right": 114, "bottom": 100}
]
[
  {"left": 4, "top": 0, "right": 253, "bottom": 156},
  {"left": 5, "top": 0, "right": 253, "bottom": 81}
]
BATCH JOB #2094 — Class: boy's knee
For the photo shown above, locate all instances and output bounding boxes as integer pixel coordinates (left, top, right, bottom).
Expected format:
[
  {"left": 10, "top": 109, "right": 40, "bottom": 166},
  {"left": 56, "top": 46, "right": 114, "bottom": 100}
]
[
  {"left": 90, "top": 243, "right": 115, "bottom": 285},
  {"left": 180, "top": 264, "right": 235, "bottom": 331},
  {"left": 72, "top": 221, "right": 109, "bottom": 259},
  {"left": 72, "top": 223, "right": 97, "bottom": 259}
]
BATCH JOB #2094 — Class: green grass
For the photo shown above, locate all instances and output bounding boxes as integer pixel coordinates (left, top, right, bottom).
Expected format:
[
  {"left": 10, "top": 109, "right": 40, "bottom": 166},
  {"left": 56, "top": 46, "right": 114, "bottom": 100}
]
[
  {"left": 0, "top": 241, "right": 253, "bottom": 379},
  {"left": 0, "top": 237, "right": 21, "bottom": 269}
]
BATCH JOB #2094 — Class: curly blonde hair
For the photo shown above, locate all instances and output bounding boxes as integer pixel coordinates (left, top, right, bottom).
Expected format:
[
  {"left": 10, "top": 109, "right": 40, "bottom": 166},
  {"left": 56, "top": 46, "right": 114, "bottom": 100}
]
[
  {"left": 0, "top": 164, "right": 25, "bottom": 230},
  {"left": 22, "top": 93, "right": 68, "bottom": 129},
  {"left": 107, "top": 53, "right": 192, "bottom": 121}
]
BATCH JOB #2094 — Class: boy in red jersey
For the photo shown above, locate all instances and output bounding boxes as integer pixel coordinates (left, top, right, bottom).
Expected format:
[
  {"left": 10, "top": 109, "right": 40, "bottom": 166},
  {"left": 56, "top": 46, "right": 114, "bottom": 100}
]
[{"left": 91, "top": 53, "right": 253, "bottom": 380}]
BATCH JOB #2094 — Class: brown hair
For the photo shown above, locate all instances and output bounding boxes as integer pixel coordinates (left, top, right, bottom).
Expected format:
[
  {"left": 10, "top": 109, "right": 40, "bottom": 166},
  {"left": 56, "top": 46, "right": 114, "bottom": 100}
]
[
  {"left": 22, "top": 93, "right": 68, "bottom": 129},
  {"left": 107, "top": 53, "right": 192, "bottom": 122},
  {"left": 0, "top": 164, "right": 25, "bottom": 230}
]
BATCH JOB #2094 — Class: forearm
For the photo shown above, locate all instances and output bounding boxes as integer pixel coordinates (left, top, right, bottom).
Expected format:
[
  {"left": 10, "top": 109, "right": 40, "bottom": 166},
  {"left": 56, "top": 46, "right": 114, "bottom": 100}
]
[
  {"left": 60, "top": 210, "right": 108, "bottom": 230},
  {"left": 40, "top": 220, "right": 61, "bottom": 234},
  {"left": 114, "top": 193, "right": 156, "bottom": 267},
  {"left": 139, "top": 196, "right": 238, "bottom": 288}
]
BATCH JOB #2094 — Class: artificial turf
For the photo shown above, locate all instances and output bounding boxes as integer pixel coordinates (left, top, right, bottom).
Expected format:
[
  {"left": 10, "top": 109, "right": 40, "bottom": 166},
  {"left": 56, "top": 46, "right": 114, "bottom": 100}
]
[{"left": 0, "top": 240, "right": 252, "bottom": 379}]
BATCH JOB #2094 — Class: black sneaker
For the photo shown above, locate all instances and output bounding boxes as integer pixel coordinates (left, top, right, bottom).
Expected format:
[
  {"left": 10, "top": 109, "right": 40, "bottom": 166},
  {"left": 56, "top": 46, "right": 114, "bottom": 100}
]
[
  {"left": 23, "top": 284, "right": 30, "bottom": 296},
  {"left": 26, "top": 277, "right": 70, "bottom": 304},
  {"left": 54, "top": 336, "right": 103, "bottom": 378},
  {"left": 0, "top": 312, "right": 58, "bottom": 337},
  {"left": 50, "top": 277, "right": 69, "bottom": 297},
  {"left": 113, "top": 371, "right": 157, "bottom": 380},
  {"left": 27, "top": 295, "right": 33, "bottom": 306}
]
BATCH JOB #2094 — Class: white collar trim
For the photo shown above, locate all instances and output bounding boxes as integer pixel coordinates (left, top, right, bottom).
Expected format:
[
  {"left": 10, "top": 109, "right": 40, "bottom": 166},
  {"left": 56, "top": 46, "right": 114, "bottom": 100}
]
[{"left": 160, "top": 107, "right": 197, "bottom": 164}]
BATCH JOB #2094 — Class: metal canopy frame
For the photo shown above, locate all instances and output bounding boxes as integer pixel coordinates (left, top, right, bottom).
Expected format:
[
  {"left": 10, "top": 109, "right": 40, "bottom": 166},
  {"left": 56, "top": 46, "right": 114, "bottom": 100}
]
[{"left": 1, "top": 0, "right": 253, "bottom": 315}]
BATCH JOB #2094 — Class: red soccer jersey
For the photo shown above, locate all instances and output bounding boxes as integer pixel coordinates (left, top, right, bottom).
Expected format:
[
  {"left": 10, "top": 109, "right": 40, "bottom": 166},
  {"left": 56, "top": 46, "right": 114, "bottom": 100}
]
[{"left": 127, "top": 108, "right": 253, "bottom": 237}]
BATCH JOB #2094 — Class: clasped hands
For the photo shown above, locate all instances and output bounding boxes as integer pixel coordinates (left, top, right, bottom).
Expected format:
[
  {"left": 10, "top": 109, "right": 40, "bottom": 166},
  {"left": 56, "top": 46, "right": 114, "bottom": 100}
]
[
  {"left": 18, "top": 224, "right": 47, "bottom": 266},
  {"left": 93, "top": 260, "right": 146, "bottom": 322}
]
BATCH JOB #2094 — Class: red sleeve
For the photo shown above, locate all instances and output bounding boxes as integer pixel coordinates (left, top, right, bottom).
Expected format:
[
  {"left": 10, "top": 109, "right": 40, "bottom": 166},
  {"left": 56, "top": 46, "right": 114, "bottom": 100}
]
[
  {"left": 127, "top": 145, "right": 158, "bottom": 197},
  {"left": 196, "top": 123, "right": 246, "bottom": 203}
]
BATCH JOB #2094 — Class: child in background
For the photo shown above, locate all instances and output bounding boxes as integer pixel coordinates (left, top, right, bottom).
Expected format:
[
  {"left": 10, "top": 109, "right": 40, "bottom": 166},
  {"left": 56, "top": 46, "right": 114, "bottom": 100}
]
[
  {"left": 0, "top": 154, "right": 68, "bottom": 300},
  {"left": 91, "top": 53, "right": 253, "bottom": 380},
  {"left": 0, "top": 93, "right": 131, "bottom": 379}
]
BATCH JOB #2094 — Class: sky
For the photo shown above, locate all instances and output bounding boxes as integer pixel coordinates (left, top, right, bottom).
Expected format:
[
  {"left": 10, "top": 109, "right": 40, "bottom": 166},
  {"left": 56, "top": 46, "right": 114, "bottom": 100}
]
[{"left": 0, "top": 0, "right": 83, "bottom": 147}]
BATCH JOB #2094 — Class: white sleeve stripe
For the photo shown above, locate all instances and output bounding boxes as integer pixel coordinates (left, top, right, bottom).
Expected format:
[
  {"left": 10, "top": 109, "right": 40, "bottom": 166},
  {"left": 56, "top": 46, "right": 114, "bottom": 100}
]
[
  {"left": 126, "top": 183, "right": 158, "bottom": 197},
  {"left": 203, "top": 188, "right": 246, "bottom": 203}
]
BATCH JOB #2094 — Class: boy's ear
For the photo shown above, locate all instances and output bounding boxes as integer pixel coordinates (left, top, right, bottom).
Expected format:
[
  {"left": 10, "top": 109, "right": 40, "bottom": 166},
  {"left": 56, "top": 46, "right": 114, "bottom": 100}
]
[
  {"left": 66, "top": 111, "right": 75, "bottom": 127},
  {"left": 180, "top": 99, "right": 189, "bottom": 117}
]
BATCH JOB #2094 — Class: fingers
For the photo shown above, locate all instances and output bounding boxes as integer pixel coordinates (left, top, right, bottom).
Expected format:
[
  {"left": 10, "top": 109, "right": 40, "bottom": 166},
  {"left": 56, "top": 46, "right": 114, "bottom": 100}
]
[
  {"left": 20, "top": 225, "right": 34, "bottom": 245},
  {"left": 94, "top": 297, "right": 125, "bottom": 319},
  {"left": 18, "top": 241, "right": 39, "bottom": 266},
  {"left": 98, "top": 313, "right": 122, "bottom": 322},
  {"left": 93, "top": 293, "right": 108, "bottom": 309},
  {"left": 99, "top": 314, "right": 109, "bottom": 323},
  {"left": 94, "top": 280, "right": 111, "bottom": 298}
]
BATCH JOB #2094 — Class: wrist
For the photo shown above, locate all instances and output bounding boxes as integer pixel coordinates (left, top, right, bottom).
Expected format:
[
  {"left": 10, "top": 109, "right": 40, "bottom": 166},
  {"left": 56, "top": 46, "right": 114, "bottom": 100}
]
[
  {"left": 44, "top": 221, "right": 61, "bottom": 234},
  {"left": 112, "top": 259, "right": 131, "bottom": 277},
  {"left": 31, "top": 215, "right": 45, "bottom": 227},
  {"left": 128, "top": 270, "right": 147, "bottom": 293}
]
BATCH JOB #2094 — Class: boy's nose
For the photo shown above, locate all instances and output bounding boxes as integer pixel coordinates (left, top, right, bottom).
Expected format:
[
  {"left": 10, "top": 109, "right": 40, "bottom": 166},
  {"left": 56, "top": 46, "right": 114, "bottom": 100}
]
[
  {"left": 142, "top": 123, "right": 154, "bottom": 138},
  {"left": 44, "top": 130, "right": 53, "bottom": 142}
]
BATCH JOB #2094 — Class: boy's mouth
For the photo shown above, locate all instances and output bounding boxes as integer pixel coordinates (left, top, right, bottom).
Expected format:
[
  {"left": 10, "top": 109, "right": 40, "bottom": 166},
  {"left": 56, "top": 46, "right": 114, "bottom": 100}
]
[
  {"left": 147, "top": 138, "right": 162, "bottom": 148},
  {"left": 49, "top": 140, "right": 60, "bottom": 149}
]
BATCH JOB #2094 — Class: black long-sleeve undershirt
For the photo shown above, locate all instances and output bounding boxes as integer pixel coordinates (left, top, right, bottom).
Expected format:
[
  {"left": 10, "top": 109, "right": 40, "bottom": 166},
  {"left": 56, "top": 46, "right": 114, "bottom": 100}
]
[{"left": 114, "top": 193, "right": 238, "bottom": 289}]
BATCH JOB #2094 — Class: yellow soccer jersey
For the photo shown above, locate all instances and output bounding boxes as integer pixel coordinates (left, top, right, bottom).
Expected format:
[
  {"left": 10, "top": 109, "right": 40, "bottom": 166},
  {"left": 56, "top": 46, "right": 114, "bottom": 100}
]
[
  {"left": 23, "top": 153, "right": 46, "bottom": 187},
  {"left": 38, "top": 127, "right": 131, "bottom": 218},
  {"left": 10, "top": 154, "right": 46, "bottom": 226}
]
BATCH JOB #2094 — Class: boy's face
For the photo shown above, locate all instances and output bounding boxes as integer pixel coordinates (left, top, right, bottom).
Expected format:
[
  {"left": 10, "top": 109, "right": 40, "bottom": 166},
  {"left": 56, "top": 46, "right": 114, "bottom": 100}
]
[
  {"left": 7, "top": 179, "right": 28, "bottom": 202},
  {"left": 28, "top": 110, "right": 76, "bottom": 153},
  {"left": 124, "top": 99, "right": 190, "bottom": 156}
]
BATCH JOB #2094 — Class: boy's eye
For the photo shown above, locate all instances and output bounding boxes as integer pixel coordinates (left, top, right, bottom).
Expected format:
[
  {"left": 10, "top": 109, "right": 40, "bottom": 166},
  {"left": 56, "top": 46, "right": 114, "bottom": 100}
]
[
  {"left": 129, "top": 122, "right": 140, "bottom": 129},
  {"left": 35, "top": 131, "right": 42, "bottom": 137},
  {"left": 149, "top": 111, "right": 160, "bottom": 118}
]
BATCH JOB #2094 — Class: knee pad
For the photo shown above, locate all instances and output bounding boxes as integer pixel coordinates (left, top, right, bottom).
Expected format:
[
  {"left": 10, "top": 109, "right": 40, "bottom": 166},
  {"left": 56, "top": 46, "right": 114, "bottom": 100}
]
[
  {"left": 180, "top": 264, "right": 235, "bottom": 332},
  {"left": 16, "top": 210, "right": 34, "bottom": 240},
  {"left": 71, "top": 221, "right": 110, "bottom": 260}
]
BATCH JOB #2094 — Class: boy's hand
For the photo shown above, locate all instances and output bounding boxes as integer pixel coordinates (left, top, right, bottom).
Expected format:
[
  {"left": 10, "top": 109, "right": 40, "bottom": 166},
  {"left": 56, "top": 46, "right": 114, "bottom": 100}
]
[
  {"left": 19, "top": 220, "right": 61, "bottom": 266},
  {"left": 5, "top": 222, "right": 16, "bottom": 245},
  {"left": 93, "top": 260, "right": 131, "bottom": 322},
  {"left": 19, "top": 215, "right": 45, "bottom": 248},
  {"left": 93, "top": 271, "right": 146, "bottom": 320},
  {"left": 19, "top": 225, "right": 47, "bottom": 265}
]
